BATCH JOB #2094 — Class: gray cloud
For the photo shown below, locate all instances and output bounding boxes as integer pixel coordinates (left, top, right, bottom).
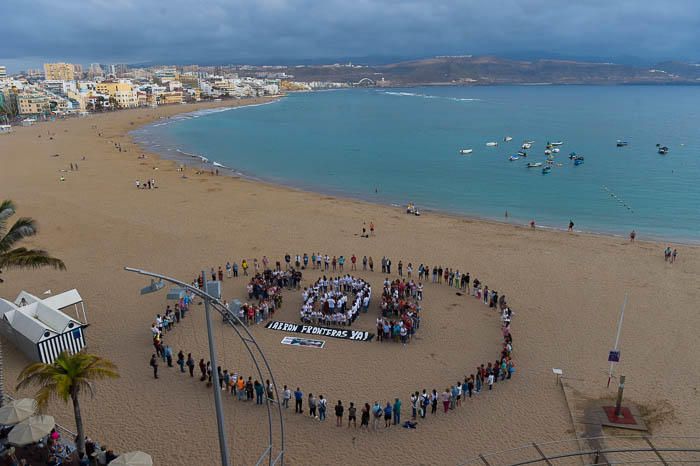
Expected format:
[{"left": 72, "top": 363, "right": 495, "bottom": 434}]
[{"left": 3, "top": 0, "right": 700, "bottom": 70}]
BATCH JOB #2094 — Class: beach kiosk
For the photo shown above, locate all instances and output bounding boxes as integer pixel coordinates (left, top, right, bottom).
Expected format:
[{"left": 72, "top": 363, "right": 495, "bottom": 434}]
[
  {"left": 0, "top": 125, "right": 12, "bottom": 134},
  {"left": 0, "top": 290, "right": 88, "bottom": 364}
]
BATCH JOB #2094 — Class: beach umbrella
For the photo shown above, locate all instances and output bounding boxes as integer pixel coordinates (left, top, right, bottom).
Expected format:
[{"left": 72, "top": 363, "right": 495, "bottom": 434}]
[
  {"left": 0, "top": 398, "right": 37, "bottom": 425},
  {"left": 8, "top": 415, "right": 55, "bottom": 446},
  {"left": 109, "top": 451, "right": 153, "bottom": 466}
]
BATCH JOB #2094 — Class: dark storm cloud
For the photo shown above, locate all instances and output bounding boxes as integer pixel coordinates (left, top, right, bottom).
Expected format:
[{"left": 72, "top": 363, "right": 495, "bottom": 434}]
[{"left": 3, "top": 0, "right": 700, "bottom": 69}]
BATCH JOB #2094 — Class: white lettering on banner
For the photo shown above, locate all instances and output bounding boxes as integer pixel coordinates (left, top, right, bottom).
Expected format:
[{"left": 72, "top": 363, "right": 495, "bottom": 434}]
[{"left": 264, "top": 321, "right": 374, "bottom": 342}]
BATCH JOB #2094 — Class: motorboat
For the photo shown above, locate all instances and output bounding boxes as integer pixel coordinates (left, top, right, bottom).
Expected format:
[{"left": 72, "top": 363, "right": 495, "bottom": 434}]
[
  {"left": 542, "top": 166, "right": 552, "bottom": 174},
  {"left": 504, "top": 136, "right": 513, "bottom": 142},
  {"left": 527, "top": 162, "right": 543, "bottom": 168},
  {"left": 509, "top": 155, "right": 520, "bottom": 161},
  {"left": 459, "top": 149, "right": 473, "bottom": 155},
  {"left": 550, "top": 141, "right": 564, "bottom": 146},
  {"left": 486, "top": 142, "right": 499, "bottom": 147},
  {"left": 658, "top": 146, "right": 669, "bottom": 155},
  {"left": 616, "top": 140, "right": 629, "bottom": 147},
  {"left": 568, "top": 152, "right": 577, "bottom": 159},
  {"left": 521, "top": 143, "right": 532, "bottom": 150},
  {"left": 552, "top": 148, "right": 560, "bottom": 153},
  {"left": 517, "top": 151, "right": 528, "bottom": 157},
  {"left": 574, "top": 157, "right": 585, "bottom": 165},
  {"left": 544, "top": 149, "right": 552, "bottom": 155}
]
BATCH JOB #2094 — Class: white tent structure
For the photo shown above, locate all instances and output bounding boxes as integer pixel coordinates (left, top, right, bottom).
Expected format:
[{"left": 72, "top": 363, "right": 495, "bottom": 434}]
[{"left": 0, "top": 289, "right": 88, "bottom": 364}]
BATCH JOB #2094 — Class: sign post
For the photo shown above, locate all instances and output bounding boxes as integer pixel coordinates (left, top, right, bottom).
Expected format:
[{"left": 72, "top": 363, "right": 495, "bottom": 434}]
[
  {"left": 614, "top": 375, "right": 626, "bottom": 417},
  {"left": 607, "top": 294, "right": 627, "bottom": 388}
]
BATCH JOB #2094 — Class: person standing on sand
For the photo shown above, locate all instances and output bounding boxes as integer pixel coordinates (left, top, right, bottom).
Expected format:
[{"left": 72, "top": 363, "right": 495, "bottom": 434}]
[
  {"left": 630, "top": 230, "right": 636, "bottom": 242},
  {"left": 335, "top": 400, "right": 344, "bottom": 426},
  {"left": 672, "top": 249, "right": 678, "bottom": 263},
  {"left": 568, "top": 219, "right": 574, "bottom": 231},
  {"left": 186, "top": 353, "right": 195, "bottom": 377},
  {"left": 177, "top": 350, "right": 185, "bottom": 372},
  {"left": 369, "top": 256, "right": 374, "bottom": 272},
  {"left": 283, "top": 385, "right": 291, "bottom": 408},
  {"left": 361, "top": 403, "right": 370, "bottom": 429},
  {"left": 487, "top": 372, "right": 495, "bottom": 390},
  {"left": 372, "top": 402, "right": 382, "bottom": 430},
  {"left": 370, "top": 221, "right": 375, "bottom": 236},
  {"left": 348, "top": 402, "right": 357, "bottom": 428},
  {"left": 149, "top": 354, "right": 158, "bottom": 379},
  {"left": 383, "top": 402, "right": 392, "bottom": 427},
  {"left": 318, "top": 395, "right": 327, "bottom": 421},
  {"left": 393, "top": 398, "right": 401, "bottom": 425},
  {"left": 308, "top": 393, "right": 317, "bottom": 418},
  {"left": 441, "top": 388, "right": 451, "bottom": 413}
]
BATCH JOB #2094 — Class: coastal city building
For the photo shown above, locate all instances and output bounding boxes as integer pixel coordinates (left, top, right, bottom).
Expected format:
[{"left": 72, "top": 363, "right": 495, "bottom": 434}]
[
  {"left": 43, "top": 62, "right": 76, "bottom": 81},
  {"left": 95, "top": 80, "right": 139, "bottom": 108},
  {"left": 0, "top": 66, "right": 7, "bottom": 78},
  {"left": 17, "top": 91, "right": 50, "bottom": 116}
]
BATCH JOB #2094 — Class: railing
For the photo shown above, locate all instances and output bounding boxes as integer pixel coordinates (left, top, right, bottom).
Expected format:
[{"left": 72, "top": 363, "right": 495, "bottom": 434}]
[{"left": 458, "top": 435, "right": 700, "bottom": 465}]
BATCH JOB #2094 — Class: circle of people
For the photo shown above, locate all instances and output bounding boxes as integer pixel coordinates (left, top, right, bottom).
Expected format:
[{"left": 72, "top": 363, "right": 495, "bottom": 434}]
[{"left": 146, "top": 252, "right": 517, "bottom": 433}]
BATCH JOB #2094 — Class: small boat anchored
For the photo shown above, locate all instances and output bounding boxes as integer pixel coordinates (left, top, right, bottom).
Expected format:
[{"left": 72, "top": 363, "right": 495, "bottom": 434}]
[
  {"left": 521, "top": 143, "right": 532, "bottom": 150},
  {"left": 508, "top": 155, "right": 520, "bottom": 161},
  {"left": 486, "top": 142, "right": 499, "bottom": 147},
  {"left": 574, "top": 156, "right": 585, "bottom": 165},
  {"left": 459, "top": 149, "right": 473, "bottom": 155},
  {"left": 504, "top": 136, "right": 513, "bottom": 142},
  {"left": 657, "top": 144, "right": 669, "bottom": 155},
  {"left": 616, "top": 140, "right": 629, "bottom": 147},
  {"left": 542, "top": 166, "right": 552, "bottom": 174},
  {"left": 527, "top": 162, "right": 543, "bottom": 168},
  {"left": 549, "top": 141, "right": 564, "bottom": 146}
]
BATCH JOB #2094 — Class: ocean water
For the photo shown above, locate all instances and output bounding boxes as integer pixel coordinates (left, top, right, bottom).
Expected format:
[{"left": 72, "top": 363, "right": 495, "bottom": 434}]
[{"left": 132, "top": 86, "right": 700, "bottom": 242}]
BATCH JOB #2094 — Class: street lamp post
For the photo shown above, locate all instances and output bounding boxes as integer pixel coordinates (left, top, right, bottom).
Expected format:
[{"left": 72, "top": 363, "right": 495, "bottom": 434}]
[{"left": 126, "top": 267, "right": 231, "bottom": 466}]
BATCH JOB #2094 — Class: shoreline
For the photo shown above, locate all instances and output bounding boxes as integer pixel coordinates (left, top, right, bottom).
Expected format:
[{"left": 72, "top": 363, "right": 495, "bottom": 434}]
[{"left": 129, "top": 97, "right": 698, "bottom": 247}]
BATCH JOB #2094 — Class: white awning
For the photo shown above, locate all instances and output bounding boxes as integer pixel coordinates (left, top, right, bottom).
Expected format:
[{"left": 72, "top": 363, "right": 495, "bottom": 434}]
[{"left": 43, "top": 289, "right": 82, "bottom": 310}]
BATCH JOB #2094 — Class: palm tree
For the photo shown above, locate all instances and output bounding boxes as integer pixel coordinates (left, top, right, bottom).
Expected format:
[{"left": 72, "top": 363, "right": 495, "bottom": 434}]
[
  {"left": 16, "top": 352, "right": 119, "bottom": 455},
  {"left": 0, "top": 199, "right": 66, "bottom": 282},
  {"left": 1, "top": 199, "right": 66, "bottom": 408}
]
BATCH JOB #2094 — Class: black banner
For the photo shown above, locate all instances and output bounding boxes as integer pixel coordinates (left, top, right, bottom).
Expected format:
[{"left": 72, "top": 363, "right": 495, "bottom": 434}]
[{"left": 265, "top": 321, "right": 374, "bottom": 342}]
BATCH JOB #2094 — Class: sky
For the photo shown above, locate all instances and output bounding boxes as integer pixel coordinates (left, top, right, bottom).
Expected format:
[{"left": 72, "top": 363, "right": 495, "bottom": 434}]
[{"left": 3, "top": 0, "right": 700, "bottom": 72}]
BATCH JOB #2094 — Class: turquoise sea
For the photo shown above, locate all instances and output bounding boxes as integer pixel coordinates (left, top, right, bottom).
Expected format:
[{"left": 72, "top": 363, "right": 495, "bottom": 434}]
[{"left": 132, "top": 86, "right": 700, "bottom": 242}]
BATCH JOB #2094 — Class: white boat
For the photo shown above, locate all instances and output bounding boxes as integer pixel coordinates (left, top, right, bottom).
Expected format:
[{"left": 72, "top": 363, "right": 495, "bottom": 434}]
[
  {"left": 509, "top": 155, "right": 520, "bottom": 161},
  {"left": 521, "top": 143, "right": 532, "bottom": 150},
  {"left": 504, "top": 136, "right": 513, "bottom": 142},
  {"left": 552, "top": 148, "right": 560, "bottom": 153},
  {"left": 527, "top": 162, "right": 543, "bottom": 168},
  {"left": 459, "top": 149, "right": 473, "bottom": 155},
  {"left": 550, "top": 141, "right": 564, "bottom": 146},
  {"left": 486, "top": 142, "right": 498, "bottom": 147},
  {"left": 544, "top": 149, "right": 552, "bottom": 155}
]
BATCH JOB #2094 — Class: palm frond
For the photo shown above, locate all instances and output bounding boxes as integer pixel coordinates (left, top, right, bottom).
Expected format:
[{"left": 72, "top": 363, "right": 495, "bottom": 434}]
[
  {"left": 0, "top": 200, "right": 16, "bottom": 236},
  {"left": 0, "top": 217, "right": 38, "bottom": 253},
  {"left": 0, "top": 247, "right": 66, "bottom": 271}
]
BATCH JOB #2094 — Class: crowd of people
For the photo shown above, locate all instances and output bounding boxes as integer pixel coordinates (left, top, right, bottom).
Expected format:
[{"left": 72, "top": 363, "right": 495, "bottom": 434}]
[
  {"left": 299, "top": 275, "right": 371, "bottom": 325},
  {"left": 376, "top": 277, "right": 423, "bottom": 344}
]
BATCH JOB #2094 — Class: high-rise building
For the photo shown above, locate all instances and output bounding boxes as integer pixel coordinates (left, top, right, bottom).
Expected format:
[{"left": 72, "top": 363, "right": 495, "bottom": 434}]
[
  {"left": 73, "top": 64, "right": 83, "bottom": 76},
  {"left": 89, "top": 63, "right": 104, "bottom": 78},
  {"left": 0, "top": 66, "right": 7, "bottom": 78},
  {"left": 43, "top": 63, "right": 76, "bottom": 81}
]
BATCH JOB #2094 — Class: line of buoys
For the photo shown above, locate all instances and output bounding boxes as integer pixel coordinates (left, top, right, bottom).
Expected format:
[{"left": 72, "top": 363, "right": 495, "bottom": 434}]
[{"left": 602, "top": 186, "right": 634, "bottom": 213}]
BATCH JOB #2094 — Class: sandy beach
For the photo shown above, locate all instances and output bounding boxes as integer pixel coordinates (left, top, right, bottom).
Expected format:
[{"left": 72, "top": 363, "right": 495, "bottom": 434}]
[{"left": 1, "top": 98, "right": 699, "bottom": 465}]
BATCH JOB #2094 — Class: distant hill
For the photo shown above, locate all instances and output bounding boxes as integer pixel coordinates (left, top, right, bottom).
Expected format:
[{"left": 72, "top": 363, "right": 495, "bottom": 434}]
[{"left": 241, "top": 55, "right": 700, "bottom": 86}]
